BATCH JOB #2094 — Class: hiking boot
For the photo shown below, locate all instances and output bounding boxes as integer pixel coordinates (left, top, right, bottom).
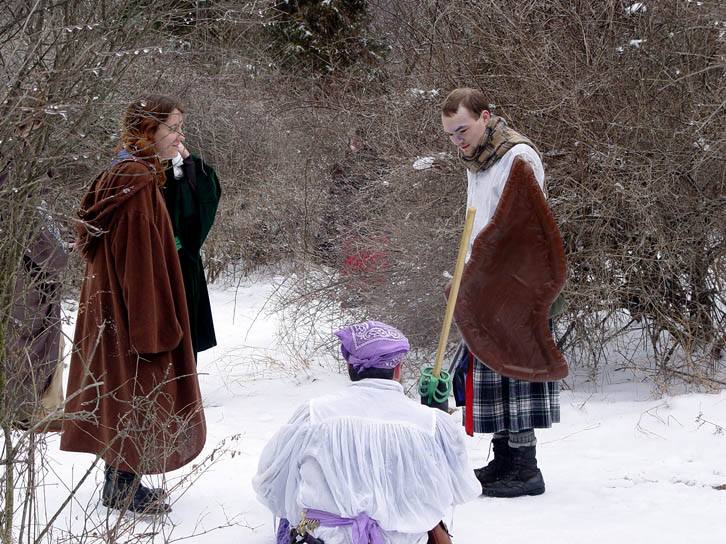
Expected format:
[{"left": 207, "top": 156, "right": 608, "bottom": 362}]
[
  {"left": 481, "top": 445, "right": 545, "bottom": 498},
  {"left": 102, "top": 465, "right": 171, "bottom": 514},
  {"left": 104, "top": 464, "right": 167, "bottom": 502},
  {"left": 474, "top": 435, "right": 511, "bottom": 485}
]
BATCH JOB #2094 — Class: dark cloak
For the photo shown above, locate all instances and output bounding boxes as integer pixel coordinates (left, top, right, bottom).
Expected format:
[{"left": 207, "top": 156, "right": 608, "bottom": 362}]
[{"left": 163, "top": 155, "right": 221, "bottom": 357}]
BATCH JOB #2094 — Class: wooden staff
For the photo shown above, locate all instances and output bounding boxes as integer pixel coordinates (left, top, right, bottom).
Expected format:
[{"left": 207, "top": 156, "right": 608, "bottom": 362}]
[{"left": 432, "top": 207, "right": 476, "bottom": 377}]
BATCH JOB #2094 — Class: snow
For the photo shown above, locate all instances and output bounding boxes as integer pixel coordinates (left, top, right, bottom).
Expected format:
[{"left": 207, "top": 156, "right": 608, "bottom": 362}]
[
  {"left": 625, "top": 3, "right": 647, "bottom": 15},
  {"left": 32, "top": 277, "right": 726, "bottom": 542},
  {"left": 408, "top": 88, "right": 440, "bottom": 99},
  {"left": 413, "top": 152, "right": 451, "bottom": 170},
  {"left": 413, "top": 156, "right": 435, "bottom": 170},
  {"left": 694, "top": 137, "right": 712, "bottom": 151}
]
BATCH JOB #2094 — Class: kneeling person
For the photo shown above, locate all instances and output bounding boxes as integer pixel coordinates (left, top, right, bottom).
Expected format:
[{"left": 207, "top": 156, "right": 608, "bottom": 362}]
[{"left": 253, "top": 320, "right": 480, "bottom": 544}]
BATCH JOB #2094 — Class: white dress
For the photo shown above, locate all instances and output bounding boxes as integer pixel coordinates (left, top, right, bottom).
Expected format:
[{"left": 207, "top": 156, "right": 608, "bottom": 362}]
[{"left": 253, "top": 379, "right": 481, "bottom": 544}]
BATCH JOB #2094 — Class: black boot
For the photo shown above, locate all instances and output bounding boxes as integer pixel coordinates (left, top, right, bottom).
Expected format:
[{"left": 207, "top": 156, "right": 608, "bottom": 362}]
[
  {"left": 481, "top": 445, "right": 545, "bottom": 498},
  {"left": 104, "top": 464, "right": 167, "bottom": 503},
  {"left": 102, "top": 465, "right": 171, "bottom": 514},
  {"left": 474, "top": 435, "right": 511, "bottom": 486}
]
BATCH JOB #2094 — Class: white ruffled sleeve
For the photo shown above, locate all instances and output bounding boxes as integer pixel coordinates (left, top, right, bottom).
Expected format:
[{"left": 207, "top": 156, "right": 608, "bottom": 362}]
[
  {"left": 252, "top": 402, "right": 313, "bottom": 518},
  {"left": 433, "top": 411, "right": 482, "bottom": 504}
]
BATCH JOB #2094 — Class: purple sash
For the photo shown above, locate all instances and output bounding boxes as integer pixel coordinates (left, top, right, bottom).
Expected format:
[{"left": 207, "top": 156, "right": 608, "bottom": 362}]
[{"left": 305, "top": 509, "right": 384, "bottom": 544}]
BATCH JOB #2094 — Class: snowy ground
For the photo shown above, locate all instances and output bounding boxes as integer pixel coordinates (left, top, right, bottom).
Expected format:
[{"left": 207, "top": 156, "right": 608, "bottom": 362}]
[{"left": 39, "top": 277, "right": 726, "bottom": 543}]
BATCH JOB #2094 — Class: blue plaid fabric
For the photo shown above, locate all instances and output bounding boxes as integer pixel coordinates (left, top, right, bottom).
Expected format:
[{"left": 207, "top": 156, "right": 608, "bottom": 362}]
[{"left": 450, "top": 342, "right": 560, "bottom": 434}]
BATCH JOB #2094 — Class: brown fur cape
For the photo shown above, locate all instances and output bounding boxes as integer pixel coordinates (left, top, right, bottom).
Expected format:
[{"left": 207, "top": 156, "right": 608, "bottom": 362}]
[{"left": 453, "top": 157, "right": 568, "bottom": 382}]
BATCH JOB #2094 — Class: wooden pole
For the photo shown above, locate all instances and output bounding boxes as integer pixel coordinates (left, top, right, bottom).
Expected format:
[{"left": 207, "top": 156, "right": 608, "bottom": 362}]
[{"left": 432, "top": 208, "right": 476, "bottom": 377}]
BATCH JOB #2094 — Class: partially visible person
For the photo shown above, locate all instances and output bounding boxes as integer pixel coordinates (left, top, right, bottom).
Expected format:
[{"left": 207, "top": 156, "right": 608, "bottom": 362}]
[
  {"left": 61, "top": 95, "right": 206, "bottom": 515},
  {"left": 253, "top": 320, "right": 480, "bottom": 544},
  {"left": 163, "top": 129, "right": 221, "bottom": 359},
  {"left": 1, "top": 162, "right": 68, "bottom": 432},
  {"left": 441, "top": 87, "right": 560, "bottom": 498}
]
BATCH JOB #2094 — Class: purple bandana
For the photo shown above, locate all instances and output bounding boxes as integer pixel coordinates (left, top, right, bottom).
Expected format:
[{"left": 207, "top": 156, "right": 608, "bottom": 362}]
[{"left": 333, "top": 320, "right": 409, "bottom": 370}]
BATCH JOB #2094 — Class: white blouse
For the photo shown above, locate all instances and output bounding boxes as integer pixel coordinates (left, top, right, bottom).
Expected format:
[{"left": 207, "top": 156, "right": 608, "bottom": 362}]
[
  {"left": 466, "top": 144, "right": 545, "bottom": 259},
  {"left": 171, "top": 152, "right": 184, "bottom": 179},
  {"left": 252, "top": 379, "right": 480, "bottom": 544}
]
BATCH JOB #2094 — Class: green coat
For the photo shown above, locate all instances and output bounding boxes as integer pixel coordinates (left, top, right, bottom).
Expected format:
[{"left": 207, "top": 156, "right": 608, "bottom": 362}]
[{"left": 163, "top": 154, "right": 221, "bottom": 357}]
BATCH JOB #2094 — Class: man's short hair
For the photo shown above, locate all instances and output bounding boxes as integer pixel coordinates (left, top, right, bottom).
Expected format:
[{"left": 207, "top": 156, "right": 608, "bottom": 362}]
[
  {"left": 441, "top": 88, "right": 489, "bottom": 117},
  {"left": 347, "top": 364, "right": 396, "bottom": 382}
]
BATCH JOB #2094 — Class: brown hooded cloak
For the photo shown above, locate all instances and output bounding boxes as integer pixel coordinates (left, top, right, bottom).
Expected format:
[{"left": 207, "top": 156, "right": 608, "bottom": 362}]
[{"left": 60, "top": 158, "right": 206, "bottom": 474}]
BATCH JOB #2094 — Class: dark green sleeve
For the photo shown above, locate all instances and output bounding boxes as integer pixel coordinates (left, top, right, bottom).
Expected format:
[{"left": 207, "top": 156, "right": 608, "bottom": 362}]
[{"left": 190, "top": 155, "right": 221, "bottom": 245}]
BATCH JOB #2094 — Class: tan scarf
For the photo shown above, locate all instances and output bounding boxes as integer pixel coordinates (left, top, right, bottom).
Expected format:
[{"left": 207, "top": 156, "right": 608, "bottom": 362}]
[{"left": 461, "top": 115, "right": 539, "bottom": 173}]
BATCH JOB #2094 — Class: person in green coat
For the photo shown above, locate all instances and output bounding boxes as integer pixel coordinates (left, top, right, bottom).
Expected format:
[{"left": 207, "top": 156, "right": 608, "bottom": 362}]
[{"left": 163, "top": 134, "right": 221, "bottom": 360}]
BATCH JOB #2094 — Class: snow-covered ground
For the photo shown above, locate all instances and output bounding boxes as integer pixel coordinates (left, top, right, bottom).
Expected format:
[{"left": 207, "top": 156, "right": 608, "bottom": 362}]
[{"left": 39, "top": 278, "right": 726, "bottom": 543}]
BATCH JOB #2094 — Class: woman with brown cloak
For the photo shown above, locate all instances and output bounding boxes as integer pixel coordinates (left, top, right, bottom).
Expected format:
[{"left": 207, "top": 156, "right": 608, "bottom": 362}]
[{"left": 61, "top": 96, "right": 206, "bottom": 515}]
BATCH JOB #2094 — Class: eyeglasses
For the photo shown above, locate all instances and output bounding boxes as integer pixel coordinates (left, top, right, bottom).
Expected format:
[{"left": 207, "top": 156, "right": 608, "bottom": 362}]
[{"left": 160, "top": 121, "right": 184, "bottom": 136}]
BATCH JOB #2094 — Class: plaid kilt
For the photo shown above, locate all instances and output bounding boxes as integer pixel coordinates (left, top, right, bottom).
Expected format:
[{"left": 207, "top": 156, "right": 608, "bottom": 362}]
[{"left": 451, "top": 342, "right": 560, "bottom": 434}]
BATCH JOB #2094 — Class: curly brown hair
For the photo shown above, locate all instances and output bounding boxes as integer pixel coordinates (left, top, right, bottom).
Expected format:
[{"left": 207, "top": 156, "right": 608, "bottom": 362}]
[{"left": 121, "top": 95, "right": 184, "bottom": 185}]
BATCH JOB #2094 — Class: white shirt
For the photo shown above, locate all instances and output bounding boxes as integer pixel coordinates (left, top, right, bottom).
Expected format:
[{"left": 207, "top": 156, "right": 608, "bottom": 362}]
[
  {"left": 466, "top": 144, "right": 545, "bottom": 259},
  {"left": 171, "top": 152, "right": 184, "bottom": 179},
  {"left": 252, "top": 379, "right": 480, "bottom": 544}
]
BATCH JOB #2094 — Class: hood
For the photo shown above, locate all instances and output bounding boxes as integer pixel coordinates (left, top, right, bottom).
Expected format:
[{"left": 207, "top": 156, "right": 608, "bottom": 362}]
[{"left": 76, "top": 154, "right": 154, "bottom": 261}]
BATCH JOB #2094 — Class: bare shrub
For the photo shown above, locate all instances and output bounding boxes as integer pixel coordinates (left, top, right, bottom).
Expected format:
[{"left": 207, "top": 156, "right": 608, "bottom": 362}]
[
  {"left": 0, "top": 1, "right": 248, "bottom": 542},
  {"left": 271, "top": 0, "right": 725, "bottom": 386}
]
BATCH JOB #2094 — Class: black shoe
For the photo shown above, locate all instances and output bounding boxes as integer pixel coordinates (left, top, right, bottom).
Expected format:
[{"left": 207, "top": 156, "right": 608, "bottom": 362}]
[
  {"left": 102, "top": 465, "right": 171, "bottom": 514},
  {"left": 103, "top": 464, "right": 167, "bottom": 503},
  {"left": 138, "top": 482, "right": 168, "bottom": 503},
  {"left": 481, "top": 445, "right": 546, "bottom": 498},
  {"left": 474, "top": 435, "right": 511, "bottom": 485}
]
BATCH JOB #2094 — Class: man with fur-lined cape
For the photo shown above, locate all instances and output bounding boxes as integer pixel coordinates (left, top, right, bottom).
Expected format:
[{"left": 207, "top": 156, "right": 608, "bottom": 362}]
[{"left": 440, "top": 88, "right": 563, "bottom": 498}]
